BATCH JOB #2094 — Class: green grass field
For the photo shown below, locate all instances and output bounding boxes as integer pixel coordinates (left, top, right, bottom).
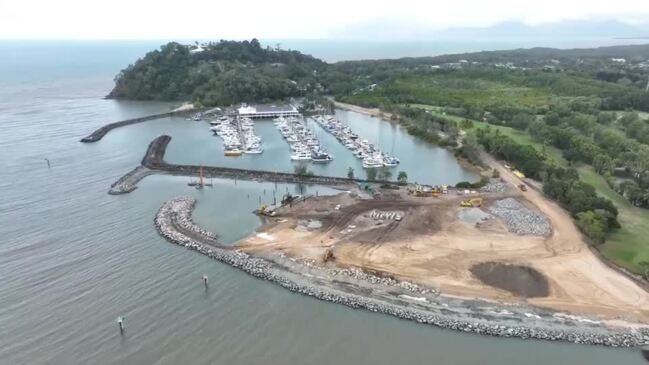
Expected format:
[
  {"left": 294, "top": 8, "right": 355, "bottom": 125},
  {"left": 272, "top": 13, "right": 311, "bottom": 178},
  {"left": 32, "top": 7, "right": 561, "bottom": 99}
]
[{"left": 577, "top": 165, "right": 649, "bottom": 273}]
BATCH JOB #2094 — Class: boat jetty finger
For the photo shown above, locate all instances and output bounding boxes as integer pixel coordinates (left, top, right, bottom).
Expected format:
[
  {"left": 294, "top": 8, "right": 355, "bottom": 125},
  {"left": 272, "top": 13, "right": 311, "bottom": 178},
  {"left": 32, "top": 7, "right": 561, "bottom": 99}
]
[
  {"left": 210, "top": 115, "right": 263, "bottom": 156},
  {"left": 274, "top": 115, "right": 333, "bottom": 163},
  {"left": 312, "top": 114, "right": 399, "bottom": 168}
]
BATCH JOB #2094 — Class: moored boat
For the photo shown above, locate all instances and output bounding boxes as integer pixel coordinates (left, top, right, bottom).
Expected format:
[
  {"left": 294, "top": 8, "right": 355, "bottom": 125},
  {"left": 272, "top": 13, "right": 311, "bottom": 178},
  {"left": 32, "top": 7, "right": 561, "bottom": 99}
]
[{"left": 224, "top": 148, "right": 242, "bottom": 156}]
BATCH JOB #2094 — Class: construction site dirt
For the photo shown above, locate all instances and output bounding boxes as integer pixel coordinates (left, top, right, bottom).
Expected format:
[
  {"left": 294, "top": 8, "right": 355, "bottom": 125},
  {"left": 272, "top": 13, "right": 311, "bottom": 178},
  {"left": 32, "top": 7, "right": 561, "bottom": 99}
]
[{"left": 237, "top": 180, "right": 649, "bottom": 324}]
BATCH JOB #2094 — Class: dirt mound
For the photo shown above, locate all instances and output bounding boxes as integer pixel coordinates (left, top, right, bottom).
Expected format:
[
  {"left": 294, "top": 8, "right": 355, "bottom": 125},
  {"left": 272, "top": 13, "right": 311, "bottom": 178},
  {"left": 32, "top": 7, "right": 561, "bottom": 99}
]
[{"left": 470, "top": 262, "right": 549, "bottom": 298}]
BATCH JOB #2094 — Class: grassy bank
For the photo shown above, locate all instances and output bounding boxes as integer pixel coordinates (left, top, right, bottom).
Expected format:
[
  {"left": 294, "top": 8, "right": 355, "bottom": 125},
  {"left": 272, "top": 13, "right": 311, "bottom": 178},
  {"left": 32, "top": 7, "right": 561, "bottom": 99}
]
[{"left": 577, "top": 165, "right": 649, "bottom": 273}]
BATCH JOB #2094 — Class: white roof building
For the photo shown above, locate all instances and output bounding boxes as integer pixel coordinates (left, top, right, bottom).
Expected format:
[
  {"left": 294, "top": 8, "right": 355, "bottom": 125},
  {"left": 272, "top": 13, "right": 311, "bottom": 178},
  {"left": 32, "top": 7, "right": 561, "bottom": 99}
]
[{"left": 236, "top": 104, "right": 300, "bottom": 119}]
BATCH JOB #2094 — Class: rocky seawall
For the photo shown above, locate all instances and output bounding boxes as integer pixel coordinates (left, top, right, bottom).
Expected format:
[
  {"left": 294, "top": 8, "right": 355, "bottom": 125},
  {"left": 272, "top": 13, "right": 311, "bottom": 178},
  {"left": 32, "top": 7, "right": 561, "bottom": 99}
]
[
  {"left": 106, "top": 135, "right": 372, "bottom": 195},
  {"left": 143, "top": 135, "right": 362, "bottom": 186},
  {"left": 80, "top": 109, "right": 200, "bottom": 143},
  {"left": 109, "top": 166, "right": 154, "bottom": 195},
  {"left": 155, "top": 196, "right": 649, "bottom": 348}
]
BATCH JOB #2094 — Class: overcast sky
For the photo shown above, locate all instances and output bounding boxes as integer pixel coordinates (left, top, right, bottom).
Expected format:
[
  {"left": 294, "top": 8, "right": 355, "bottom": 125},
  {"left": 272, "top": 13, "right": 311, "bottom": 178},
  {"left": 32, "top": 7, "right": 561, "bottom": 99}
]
[{"left": 1, "top": 0, "right": 649, "bottom": 40}]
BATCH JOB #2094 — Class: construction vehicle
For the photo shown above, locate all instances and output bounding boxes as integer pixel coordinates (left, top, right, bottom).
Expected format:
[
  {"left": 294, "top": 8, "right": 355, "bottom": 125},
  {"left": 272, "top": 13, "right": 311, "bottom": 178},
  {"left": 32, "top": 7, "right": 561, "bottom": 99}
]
[
  {"left": 513, "top": 170, "right": 526, "bottom": 179},
  {"left": 519, "top": 184, "right": 528, "bottom": 192},
  {"left": 411, "top": 184, "right": 441, "bottom": 197},
  {"left": 322, "top": 248, "right": 335, "bottom": 263},
  {"left": 281, "top": 193, "right": 298, "bottom": 206},
  {"left": 460, "top": 198, "right": 483, "bottom": 207},
  {"left": 256, "top": 204, "right": 276, "bottom": 216},
  {"left": 188, "top": 165, "right": 213, "bottom": 189}
]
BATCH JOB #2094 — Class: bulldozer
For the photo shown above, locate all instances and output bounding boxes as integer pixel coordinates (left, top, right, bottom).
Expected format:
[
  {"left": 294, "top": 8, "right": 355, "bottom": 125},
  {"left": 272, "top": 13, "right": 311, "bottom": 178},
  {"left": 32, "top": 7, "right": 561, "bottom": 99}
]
[{"left": 460, "top": 198, "right": 483, "bottom": 207}]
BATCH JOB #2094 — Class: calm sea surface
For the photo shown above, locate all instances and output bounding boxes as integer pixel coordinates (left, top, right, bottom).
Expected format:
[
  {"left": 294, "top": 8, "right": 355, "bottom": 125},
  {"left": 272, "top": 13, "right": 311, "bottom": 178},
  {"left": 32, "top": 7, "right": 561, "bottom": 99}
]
[{"left": 0, "top": 41, "right": 645, "bottom": 364}]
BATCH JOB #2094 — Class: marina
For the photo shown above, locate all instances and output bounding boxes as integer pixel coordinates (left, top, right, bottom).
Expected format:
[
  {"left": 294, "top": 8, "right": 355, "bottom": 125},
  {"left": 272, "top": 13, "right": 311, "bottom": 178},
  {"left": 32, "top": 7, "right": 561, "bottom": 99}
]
[
  {"left": 210, "top": 115, "right": 263, "bottom": 156},
  {"left": 274, "top": 116, "right": 333, "bottom": 163},
  {"left": 313, "top": 114, "right": 400, "bottom": 168}
]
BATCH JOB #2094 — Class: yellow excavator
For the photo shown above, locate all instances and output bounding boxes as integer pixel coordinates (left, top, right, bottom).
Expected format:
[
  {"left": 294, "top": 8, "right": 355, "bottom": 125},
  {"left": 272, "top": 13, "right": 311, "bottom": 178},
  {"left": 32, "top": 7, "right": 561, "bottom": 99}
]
[
  {"left": 460, "top": 198, "right": 483, "bottom": 207},
  {"left": 256, "top": 205, "right": 276, "bottom": 216}
]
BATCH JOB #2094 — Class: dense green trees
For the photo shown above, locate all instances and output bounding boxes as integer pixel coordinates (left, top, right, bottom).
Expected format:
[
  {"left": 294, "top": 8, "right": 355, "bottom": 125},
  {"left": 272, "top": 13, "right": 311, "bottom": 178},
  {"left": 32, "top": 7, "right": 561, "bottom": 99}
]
[
  {"left": 472, "top": 126, "right": 619, "bottom": 242},
  {"left": 109, "top": 40, "right": 326, "bottom": 105},
  {"left": 476, "top": 128, "right": 545, "bottom": 178}
]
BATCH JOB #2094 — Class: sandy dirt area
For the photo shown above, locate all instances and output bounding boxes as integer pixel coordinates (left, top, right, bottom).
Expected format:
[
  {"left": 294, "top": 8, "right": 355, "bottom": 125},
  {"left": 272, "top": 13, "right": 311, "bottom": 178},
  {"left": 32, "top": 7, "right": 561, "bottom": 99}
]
[
  {"left": 331, "top": 99, "right": 394, "bottom": 120},
  {"left": 237, "top": 167, "right": 649, "bottom": 323}
]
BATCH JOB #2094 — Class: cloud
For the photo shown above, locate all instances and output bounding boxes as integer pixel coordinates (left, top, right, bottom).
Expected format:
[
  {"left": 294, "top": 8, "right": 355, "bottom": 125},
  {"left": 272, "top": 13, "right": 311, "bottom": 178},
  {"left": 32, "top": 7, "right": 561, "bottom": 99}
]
[{"left": 0, "top": 0, "right": 648, "bottom": 39}]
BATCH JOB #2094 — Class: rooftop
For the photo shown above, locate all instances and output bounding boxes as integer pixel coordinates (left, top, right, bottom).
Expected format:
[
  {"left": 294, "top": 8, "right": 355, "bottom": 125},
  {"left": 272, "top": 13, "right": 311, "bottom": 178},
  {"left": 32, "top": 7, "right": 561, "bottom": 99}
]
[{"left": 237, "top": 104, "right": 298, "bottom": 114}]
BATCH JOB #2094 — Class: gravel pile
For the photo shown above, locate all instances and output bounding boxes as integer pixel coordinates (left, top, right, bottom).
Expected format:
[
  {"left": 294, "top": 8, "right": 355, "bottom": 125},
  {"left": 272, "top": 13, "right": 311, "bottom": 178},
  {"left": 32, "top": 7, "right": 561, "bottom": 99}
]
[
  {"left": 488, "top": 198, "right": 552, "bottom": 236},
  {"left": 154, "top": 196, "right": 649, "bottom": 348},
  {"left": 480, "top": 181, "right": 509, "bottom": 194}
]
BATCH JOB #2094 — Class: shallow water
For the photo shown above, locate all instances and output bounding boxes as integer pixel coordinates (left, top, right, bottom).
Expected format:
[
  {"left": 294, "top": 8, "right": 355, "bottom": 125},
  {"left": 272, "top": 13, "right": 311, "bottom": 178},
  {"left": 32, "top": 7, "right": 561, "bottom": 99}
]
[{"left": 0, "top": 42, "right": 646, "bottom": 365}]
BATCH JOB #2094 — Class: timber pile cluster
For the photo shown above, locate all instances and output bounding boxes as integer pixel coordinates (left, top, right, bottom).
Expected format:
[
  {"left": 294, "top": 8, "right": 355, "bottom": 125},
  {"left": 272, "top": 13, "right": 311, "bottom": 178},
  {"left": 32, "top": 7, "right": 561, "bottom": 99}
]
[
  {"left": 488, "top": 198, "right": 552, "bottom": 236},
  {"left": 154, "top": 196, "right": 649, "bottom": 348},
  {"left": 143, "top": 135, "right": 360, "bottom": 186},
  {"left": 80, "top": 109, "right": 198, "bottom": 143}
]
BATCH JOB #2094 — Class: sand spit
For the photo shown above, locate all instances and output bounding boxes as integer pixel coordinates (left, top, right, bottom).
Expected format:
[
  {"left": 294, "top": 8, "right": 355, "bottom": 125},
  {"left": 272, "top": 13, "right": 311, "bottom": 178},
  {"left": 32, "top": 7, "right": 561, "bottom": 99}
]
[{"left": 154, "top": 196, "right": 649, "bottom": 347}]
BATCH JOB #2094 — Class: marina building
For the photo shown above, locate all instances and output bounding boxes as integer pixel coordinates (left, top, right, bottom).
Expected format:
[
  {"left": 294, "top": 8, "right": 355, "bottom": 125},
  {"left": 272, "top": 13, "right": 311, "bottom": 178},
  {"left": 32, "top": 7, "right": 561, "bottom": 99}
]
[{"left": 237, "top": 104, "right": 300, "bottom": 119}]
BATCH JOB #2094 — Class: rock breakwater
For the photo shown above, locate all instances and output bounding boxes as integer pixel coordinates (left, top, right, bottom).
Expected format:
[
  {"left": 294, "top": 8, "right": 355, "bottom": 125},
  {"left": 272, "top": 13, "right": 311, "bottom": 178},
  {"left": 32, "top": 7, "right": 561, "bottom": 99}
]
[{"left": 154, "top": 196, "right": 649, "bottom": 348}]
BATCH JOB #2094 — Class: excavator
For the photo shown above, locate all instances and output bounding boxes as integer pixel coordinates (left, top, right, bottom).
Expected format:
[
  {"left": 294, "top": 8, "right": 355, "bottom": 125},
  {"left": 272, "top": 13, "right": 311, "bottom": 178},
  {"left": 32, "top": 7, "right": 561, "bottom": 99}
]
[
  {"left": 460, "top": 198, "right": 483, "bottom": 207},
  {"left": 256, "top": 205, "right": 276, "bottom": 216}
]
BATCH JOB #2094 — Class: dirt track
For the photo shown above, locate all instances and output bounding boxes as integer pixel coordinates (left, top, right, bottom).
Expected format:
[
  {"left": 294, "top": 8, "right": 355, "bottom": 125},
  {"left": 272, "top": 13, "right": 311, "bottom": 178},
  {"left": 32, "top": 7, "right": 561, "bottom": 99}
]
[{"left": 237, "top": 173, "right": 649, "bottom": 322}]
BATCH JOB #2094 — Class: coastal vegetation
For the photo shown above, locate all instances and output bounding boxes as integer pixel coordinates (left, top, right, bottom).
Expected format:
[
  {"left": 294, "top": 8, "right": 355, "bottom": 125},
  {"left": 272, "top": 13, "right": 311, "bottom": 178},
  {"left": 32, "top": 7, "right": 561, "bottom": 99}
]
[{"left": 109, "top": 40, "right": 326, "bottom": 105}]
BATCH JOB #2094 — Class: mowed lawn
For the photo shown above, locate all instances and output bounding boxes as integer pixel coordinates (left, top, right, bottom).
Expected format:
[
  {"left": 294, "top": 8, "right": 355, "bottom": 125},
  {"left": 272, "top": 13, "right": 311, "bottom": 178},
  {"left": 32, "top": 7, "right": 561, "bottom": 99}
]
[{"left": 577, "top": 165, "right": 649, "bottom": 273}]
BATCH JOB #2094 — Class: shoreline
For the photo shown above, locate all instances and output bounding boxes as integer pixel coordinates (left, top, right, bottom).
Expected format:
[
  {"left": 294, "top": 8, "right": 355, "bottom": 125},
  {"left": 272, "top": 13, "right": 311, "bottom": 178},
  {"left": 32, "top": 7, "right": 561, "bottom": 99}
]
[
  {"left": 331, "top": 99, "right": 486, "bottom": 175},
  {"left": 154, "top": 196, "right": 649, "bottom": 348}
]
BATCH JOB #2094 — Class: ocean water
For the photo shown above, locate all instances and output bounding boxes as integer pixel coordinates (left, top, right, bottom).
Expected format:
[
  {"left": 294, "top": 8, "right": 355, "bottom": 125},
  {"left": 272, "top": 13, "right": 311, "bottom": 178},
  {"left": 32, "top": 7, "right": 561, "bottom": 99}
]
[{"left": 0, "top": 41, "right": 646, "bottom": 364}]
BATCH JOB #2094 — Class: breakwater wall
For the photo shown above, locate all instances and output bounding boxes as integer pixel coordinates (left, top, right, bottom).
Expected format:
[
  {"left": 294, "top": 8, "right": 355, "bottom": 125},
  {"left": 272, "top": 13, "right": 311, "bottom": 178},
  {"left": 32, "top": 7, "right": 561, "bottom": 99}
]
[
  {"left": 109, "top": 166, "right": 154, "bottom": 195},
  {"left": 155, "top": 196, "right": 649, "bottom": 348},
  {"left": 143, "top": 135, "right": 362, "bottom": 186},
  {"left": 80, "top": 109, "right": 200, "bottom": 143}
]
